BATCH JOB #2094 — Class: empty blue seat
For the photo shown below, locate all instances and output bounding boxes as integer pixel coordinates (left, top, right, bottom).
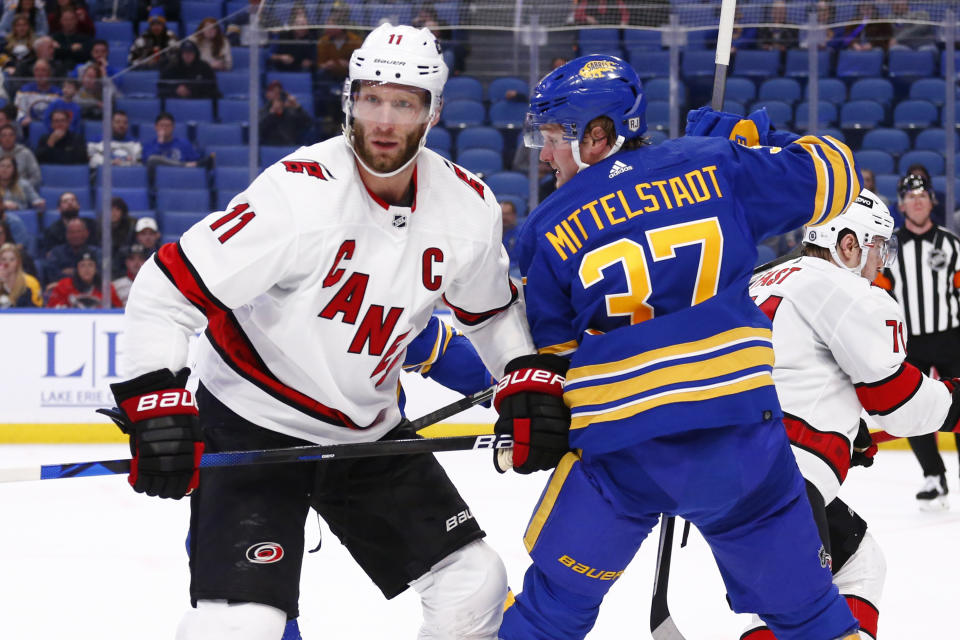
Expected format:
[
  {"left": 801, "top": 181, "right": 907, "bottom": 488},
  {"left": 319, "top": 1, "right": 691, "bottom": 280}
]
[
  {"left": 157, "top": 189, "right": 209, "bottom": 214},
  {"left": 122, "top": 71, "right": 160, "bottom": 98},
  {"left": 578, "top": 28, "right": 621, "bottom": 54},
  {"left": 103, "top": 187, "right": 150, "bottom": 211},
  {"left": 487, "top": 77, "right": 529, "bottom": 102},
  {"left": 646, "top": 100, "right": 671, "bottom": 130},
  {"left": 724, "top": 77, "right": 756, "bottom": 105},
  {"left": 155, "top": 166, "right": 207, "bottom": 190},
  {"left": 757, "top": 78, "right": 802, "bottom": 105},
  {"left": 874, "top": 174, "right": 900, "bottom": 204},
  {"left": 721, "top": 100, "right": 746, "bottom": 116},
  {"left": 630, "top": 51, "right": 670, "bottom": 79},
  {"left": 441, "top": 100, "right": 485, "bottom": 128},
  {"left": 182, "top": 1, "right": 224, "bottom": 21},
  {"left": 365, "top": 3, "right": 413, "bottom": 26},
  {"left": 164, "top": 99, "right": 214, "bottom": 123},
  {"left": 485, "top": 172, "right": 529, "bottom": 199},
  {"left": 97, "top": 165, "right": 149, "bottom": 188},
  {"left": 623, "top": 29, "right": 662, "bottom": 52},
  {"left": 888, "top": 49, "right": 936, "bottom": 81},
  {"left": 899, "top": 150, "right": 944, "bottom": 176},
  {"left": 647, "top": 129, "right": 668, "bottom": 145},
  {"left": 839, "top": 100, "right": 884, "bottom": 129},
  {"left": 426, "top": 127, "right": 452, "bottom": 152},
  {"left": 836, "top": 50, "right": 883, "bottom": 78},
  {"left": 161, "top": 211, "right": 207, "bottom": 236},
  {"left": 218, "top": 101, "right": 252, "bottom": 123},
  {"left": 861, "top": 128, "right": 911, "bottom": 156},
  {"left": 681, "top": 50, "right": 715, "bottom": 78},
  {"left": 218, "top": 72, "right": 250, "bottom": 99},
  {"left": 455, "top": 148, "right": 502, "bottom": 176},
  {"left": 785, "top": 49, "right": 833, "bottom": 78},
  {"left": 215, "top": 190, "right": 236, "bottom": 211},
  {"left": 909, "top": 78, "right": 947, "bottom": 107},
  {"left": 794, "top": 101, "right": 838, "bottom": 129},
  {"left": 39, "top": 164, "right": 89, "bottom": 188},
  {"left": 853, "top": 150, "right": 895, "bottom": 175},
  {"left": 196, "top": 124, "right": 244, "bottom": 148},
  {"left": 686, "top": 29, "right": 718, "bottom": 49},
  {"left": 893, "top": 100, "right": 938, "bottom": 129},
  {"left": 732, "top": 50, "right": 779, "bottom": 78},
  {"left": 117, "top": 98, "right": 161, "bottom": 124},
  {"left": 40, "top": 186, "right": 91, "bottom": 209},
  {"left": 488, "top": 101, "right": 527, "bottom": 129},
  {"left": 215, "top": 167, "right": 252, "bottom": 192},
  {"left": 915, "top": 128, "right": 959, "bottom": 153},
  {"left": 750, "top": 101, "right": 792, "bottom": 129},
  {"left": 850, "top": 78, "right": 894, "bottom": 108},
  {"left": 95, "top": 21, "right": 134, "bottom": 42},
  {"left": 941, "top": 51, "right": 960, "bottom": 78},
  {"left": 444, "top": 77, "right": 484, "bottom": 102},
  {"left": 209, "top": 145, "right": 249, "bottom": 167},
  {"left": 932, "top": 176, "right": 960, "bottom": 197},
  {"left": 265, "top": 72, "right": 312, "bottom": 95},
  {"left": 260, "top": 146, "right": 295, "bottom": 167},
  {"left": 456, "top": 127, "right": 504, "bottom": 154},
  {"left": 804, "top": 78, "right": 847, "bottom": 105}
]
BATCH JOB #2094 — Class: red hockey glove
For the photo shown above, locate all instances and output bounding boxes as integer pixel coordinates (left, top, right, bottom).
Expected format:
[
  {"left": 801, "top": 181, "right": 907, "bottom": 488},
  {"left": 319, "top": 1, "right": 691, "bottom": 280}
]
[
  {"left": 850, "top": 420, "right": 877, "bottom": 469},
  {"left": 107, "top": 368, "right": 204, "bottom": 499},
  {"left": 493, "top": 354, "right": 570, "bottom": 474}
]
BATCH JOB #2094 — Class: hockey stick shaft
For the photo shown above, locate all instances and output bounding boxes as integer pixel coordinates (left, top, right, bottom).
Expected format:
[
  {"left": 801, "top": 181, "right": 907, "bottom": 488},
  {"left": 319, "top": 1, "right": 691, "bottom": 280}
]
[
  {"left": 650, "top": 515, "right": 686, "bottom": 640},
  {"left": 0, "top": 387, "right": 500, "bottom": 484},
  {"left": 711, "top": 0, "right": 737, "bottom": 111}
]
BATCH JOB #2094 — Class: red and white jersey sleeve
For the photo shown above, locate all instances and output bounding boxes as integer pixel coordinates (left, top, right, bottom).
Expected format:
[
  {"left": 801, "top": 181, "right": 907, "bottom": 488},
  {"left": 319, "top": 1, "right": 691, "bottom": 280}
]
[{"left": 122, "top": 138, "right": 532, "bottom": 444}]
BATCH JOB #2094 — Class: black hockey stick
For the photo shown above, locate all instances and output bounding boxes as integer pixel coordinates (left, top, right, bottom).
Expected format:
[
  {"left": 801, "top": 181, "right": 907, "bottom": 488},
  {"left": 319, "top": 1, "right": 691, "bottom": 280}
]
[
  {"left": 650, "top": 515, "right": 687, "bottom": 640},
  {"left": 0, "top": 386, "right": 500, "bottom": 484}
]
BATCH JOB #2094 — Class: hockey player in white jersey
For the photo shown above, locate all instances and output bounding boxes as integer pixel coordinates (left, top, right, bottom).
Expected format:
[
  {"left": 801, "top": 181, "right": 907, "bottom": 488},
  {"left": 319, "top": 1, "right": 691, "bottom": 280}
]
[
  {"left": 745, "top": 189, "right": 960, "bottom": 639},
  {"left": 105, "top": 24, "right": 571, "bottom": 640}
]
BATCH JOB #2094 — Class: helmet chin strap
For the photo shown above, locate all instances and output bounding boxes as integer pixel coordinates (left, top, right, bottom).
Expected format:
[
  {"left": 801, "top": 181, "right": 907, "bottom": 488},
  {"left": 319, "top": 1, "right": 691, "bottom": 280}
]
[{"left": 570, "top": 135, "right": 626, "bottom": 172}]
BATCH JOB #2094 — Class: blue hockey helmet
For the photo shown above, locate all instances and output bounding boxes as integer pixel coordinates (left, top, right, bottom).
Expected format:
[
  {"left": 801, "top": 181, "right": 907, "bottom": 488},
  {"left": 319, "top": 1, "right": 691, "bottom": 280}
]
[{"left": 524, "top": 55, "right": 647, "bottom": 153}]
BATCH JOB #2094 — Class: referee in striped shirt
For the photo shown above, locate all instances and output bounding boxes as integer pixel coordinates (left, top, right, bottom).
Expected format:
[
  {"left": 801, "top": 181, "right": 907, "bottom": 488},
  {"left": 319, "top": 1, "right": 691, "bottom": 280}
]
[{"left": 878, "top": 173, "right": 960, "bottom": 509}]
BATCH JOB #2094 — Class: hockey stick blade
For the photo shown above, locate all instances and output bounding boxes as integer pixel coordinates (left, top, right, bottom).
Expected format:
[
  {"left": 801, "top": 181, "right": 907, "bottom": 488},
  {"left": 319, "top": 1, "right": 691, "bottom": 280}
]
[
  {"left": 0, "top": 386, "right": 500, "bottom": 484},
  {"left": 650, "top": 515, "right": 688, "bottom": 640}
]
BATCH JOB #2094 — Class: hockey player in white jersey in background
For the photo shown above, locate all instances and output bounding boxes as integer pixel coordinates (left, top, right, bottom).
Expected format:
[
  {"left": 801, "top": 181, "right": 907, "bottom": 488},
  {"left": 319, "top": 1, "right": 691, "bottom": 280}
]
[
  {"left": 104, "top": 24, "right": 571, "bottom": 639},
  {"left": 746, "top": 190, "right": 960, "bottom": 639}
]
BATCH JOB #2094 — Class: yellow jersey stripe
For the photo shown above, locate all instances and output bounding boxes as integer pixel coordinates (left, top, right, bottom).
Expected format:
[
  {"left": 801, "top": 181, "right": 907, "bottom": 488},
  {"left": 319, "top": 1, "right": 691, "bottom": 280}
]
[
  {"left": 564, "top": 345, "right": 774, "bottom": 408},
  {"left": 793, "top": 136, "right": 829, "bottom": 225},
  {"left": 539, "top": 338, "right": 580, "bottom": 356},
  {"left": 570, "top": 371, "right": 775, "bottom": 430},
  {"left": 566, "top": 326, "right": 772, "bottom": 382},
  {"left": 523, "top": 451, "right": 580, "bottom": 552},
  {"left": 818, "top": 139, "right": 849, "bottom": 221},
  {"left": 825, "top": 135, "right": 860, "bottom": 213}
]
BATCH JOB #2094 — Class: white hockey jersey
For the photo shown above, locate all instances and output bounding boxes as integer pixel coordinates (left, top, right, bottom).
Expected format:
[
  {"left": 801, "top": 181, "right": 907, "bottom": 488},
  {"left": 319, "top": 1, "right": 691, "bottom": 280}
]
[
  {"left": 750, "top": 256, "right": 952, "bottom": 501},
  {"left": 121, "top": 138, "right": 533, "bottom": 444}
]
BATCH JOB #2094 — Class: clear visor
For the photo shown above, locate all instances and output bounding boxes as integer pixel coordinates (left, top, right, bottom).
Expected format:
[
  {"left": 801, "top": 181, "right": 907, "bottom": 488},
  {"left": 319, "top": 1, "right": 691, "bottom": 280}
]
[
  {"left": 346, "top": 80, "right": 432, "bottom": 126},
  {"left": 864, "top": 234, "right": 898, "bottom": 268},
  {"left": 522, "top": 113, "right": 578, "bottom": 149}
]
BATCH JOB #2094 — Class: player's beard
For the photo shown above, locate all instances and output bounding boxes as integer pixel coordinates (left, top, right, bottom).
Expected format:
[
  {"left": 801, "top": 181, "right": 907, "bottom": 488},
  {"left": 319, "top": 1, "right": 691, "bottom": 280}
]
[{"left": 353, "top": 120, "right": 425, "bottom": 174}]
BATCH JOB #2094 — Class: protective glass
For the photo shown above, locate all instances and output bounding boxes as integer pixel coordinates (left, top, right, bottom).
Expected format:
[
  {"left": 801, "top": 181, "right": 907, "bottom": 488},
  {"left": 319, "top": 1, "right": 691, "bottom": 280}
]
[
  {"left": 347, "top": 80, "right": 431, "bottom": 126},
  {"left": 522, "top": 113, "right": 578, "bottom": 149},
  {"left": 864, "top": 234, "right": 898, "bottom": 268}
]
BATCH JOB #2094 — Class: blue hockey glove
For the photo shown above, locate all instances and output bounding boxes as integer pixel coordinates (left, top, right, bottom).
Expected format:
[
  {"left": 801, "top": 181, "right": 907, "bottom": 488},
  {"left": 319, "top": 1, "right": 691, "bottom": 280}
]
[{"left": 685, "top": 106, "right": 774, "bottom": 146}]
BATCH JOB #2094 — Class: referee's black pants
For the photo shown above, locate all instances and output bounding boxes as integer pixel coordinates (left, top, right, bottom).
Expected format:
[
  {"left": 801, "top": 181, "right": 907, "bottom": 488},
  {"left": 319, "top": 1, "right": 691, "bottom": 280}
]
[{"left": 905, "top": 330, "right": 960, "bottom": 477}]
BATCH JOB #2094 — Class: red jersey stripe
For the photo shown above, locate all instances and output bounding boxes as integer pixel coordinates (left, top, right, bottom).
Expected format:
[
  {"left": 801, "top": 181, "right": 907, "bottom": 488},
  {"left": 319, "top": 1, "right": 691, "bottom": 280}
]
[
  {"left": 855, "top": 363, "right": 923, "bottom": 416},
  {"left": 443, "top": 278, "right": 518, "bottom": 326},
  {"left": 783, "top": 414, "right": 851, "bottom": 483}
]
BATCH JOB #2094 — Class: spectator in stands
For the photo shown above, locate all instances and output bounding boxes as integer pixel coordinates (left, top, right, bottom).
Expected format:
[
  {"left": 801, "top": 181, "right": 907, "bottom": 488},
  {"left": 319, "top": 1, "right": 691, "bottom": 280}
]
[
  {"left": 0, "top": 156, "right": 43, "bottom": 210},
  {"left": 0, "top": 197, "right": 32, "bottom": 249},
  {"left": 129, "top": 14, "right": 177, "bottom": 68},
  {"left": 52, "top": 8, "right": 92, "bottom": 69},
  {"left": 573, "top": 0, "right": 629, "bottom": 26},
  {"left": 758, "top": 0, "right": 799, "bottom": 53},
  {"left": 15, "top": 58, "right": 61, "bottom": 129},
  {"left": 730, "top": 7, "right": 757, "bottom": 53},
  {"left": 46, "top": 250, "right": 122, "bottom": 307},
  {"left": 0, "top": 211, "right": 37, "bottom": 276},
  {"left": 143, "top": 112, "right": 200, "bottom": 169},
  {"left": 0, "top": 105, "right": 16, "bottom": 132},
  {"left": 74, "top": 39, "right": 118, "bottom": 79},
  {"left": 0, "top": 0, "right": 48, "bottom": 37},
  {"left": 88, "top": 110, "right": 142, "bottom": 168},
  {"left": 315, "top": 3, "right": 362, "bottom": 84},
  {"left": 225, "top": 0, "right": 267, "bottom": 47},
  {"left": 41, "top": 190, "right": 94, "bottom": 250},
  {"left": 11, "top": 35, "right": 64, "bottom": 80},
  {"left": 36, "top": 107, "right": 87, "bottom": 164},
  {"left": 268, "top": 9, "right": 315, "bottom": 72},
  {"left": 47, "top": 0, "right": 94, "bottom": 35},
  {"left": 835, "top": 2, "right": 893, "bottom": 52},
  {"left": 75, "top": 64, "right": 102, "bottom": 118},
  {"left": 903, "top": 163, "right": 946, "bottom": 227},
  {"left": 0, "top": 123, "right": 41, "bottom": 187},
  {"left": 0, "top": 241, "right": 41, "bottom": 306},
  {"left": 112, "top": 241, "right": 146, "bottom": 305},
  {"left": 191, "top": 17, "right": 232, "bottom": 71},
  {"left": 133, "top": 215, "right": 160, "bottom": 255},
  {"left": 43, "top": 78, "right": 82, "bottom": 132},
  {"left": 106, "top": 196, "right": 135, "bottom": 270},
  {"left": 259, "top": 80, "right": 312, "bottom": 146},
  {"left": 3, "top": 14, "right": 36, "bottom": 69},
  {"left": 802, "top": 0, "right": 841, "bottom": 50},
  {"left": 159, "top": 39, "right": 219, "bottom": 99},
  {"left": 888, "top": 0, "right": 936, "bottom": 50},
  {"left": 45, "top": 215, "right": 99, "bottom": 280},
  {"left": 860, "top": 168, "right": 890, "bottom": 208}
]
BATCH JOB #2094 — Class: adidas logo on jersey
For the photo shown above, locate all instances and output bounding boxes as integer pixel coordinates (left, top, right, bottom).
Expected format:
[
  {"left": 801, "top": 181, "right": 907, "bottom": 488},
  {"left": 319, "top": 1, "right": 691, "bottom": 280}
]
[{"left": 608, "top": 160, "right": 633, "bottom": 178}]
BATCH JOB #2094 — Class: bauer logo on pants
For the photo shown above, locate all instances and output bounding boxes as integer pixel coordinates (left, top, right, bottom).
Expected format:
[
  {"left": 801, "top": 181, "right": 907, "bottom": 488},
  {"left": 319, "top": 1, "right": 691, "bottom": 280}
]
[{"left": 246, "top": 542, "right": 284, "bottom": 564}]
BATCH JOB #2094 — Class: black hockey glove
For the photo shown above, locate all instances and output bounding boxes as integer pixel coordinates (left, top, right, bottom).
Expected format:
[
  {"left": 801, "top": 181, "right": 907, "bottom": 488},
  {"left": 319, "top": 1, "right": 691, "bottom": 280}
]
[
  {"left": 105, "top": 368, "right": 204, "bottom": 499},
  {"left": 938, "top": 378, "right": 960, "bottom": 434},
  {"left": 850, "top": 420, "right": 877, "bottom": 469},
  {"left": 493, "top": 354, "right": 571, "bottom": 474}
]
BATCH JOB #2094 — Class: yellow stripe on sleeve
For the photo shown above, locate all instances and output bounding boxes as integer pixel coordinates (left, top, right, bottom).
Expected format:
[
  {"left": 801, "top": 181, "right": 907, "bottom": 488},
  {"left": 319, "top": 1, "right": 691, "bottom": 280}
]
[
  {"left": 538, "top": 338, "right": 580, "bottom": 356},
  {"left": 826, "top": 135, "right": 860, "bottom": 215},
  {"left": 523, "top": 451, "right": 580, "bottom": 552},
  {"left": 564, "top": 345, "right": 774, "bottom": 408},
  {"left": 818, "top": 140, "right": 849, "bottom": 221},
  {"left": 793, "top": 136, "right": 829, "bottom": 225}
]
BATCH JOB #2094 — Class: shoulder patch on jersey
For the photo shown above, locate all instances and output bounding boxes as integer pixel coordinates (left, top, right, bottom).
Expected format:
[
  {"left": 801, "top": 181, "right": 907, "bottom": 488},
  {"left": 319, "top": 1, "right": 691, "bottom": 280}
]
[
  {"left": 443, "top": 159, "right": 485, "bottom": 200},
  {"left": 282, "top": 160, "right": 336, "bottom": 181}
]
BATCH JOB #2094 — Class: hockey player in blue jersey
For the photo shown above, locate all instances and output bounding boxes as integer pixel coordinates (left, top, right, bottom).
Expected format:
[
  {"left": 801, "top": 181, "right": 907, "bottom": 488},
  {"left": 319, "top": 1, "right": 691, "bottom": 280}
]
[{"left": 493, "top": 54, "right": 864, "bottom": 640}]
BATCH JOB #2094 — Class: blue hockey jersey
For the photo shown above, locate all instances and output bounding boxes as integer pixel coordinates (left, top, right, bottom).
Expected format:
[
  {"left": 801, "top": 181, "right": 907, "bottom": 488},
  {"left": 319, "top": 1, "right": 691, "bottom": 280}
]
[{"left": 517, "top": 134, "right": 860, "bottom": 453}]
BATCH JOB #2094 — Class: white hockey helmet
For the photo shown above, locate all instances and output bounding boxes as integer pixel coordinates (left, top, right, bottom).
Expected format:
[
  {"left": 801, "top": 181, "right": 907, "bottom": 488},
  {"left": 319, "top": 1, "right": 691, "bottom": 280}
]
[
  {"left": 342, "top": 23, "right": 448, "bottom": 177},
  {"left": 804, "top": 188, "right": 897, "bottom": 275}
]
